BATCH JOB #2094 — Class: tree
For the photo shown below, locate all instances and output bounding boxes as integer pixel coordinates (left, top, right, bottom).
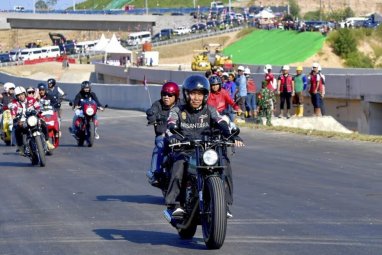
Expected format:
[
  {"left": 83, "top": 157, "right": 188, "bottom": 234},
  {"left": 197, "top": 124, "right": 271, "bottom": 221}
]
[
  {"left": 288, "top": 0, "right": 300, "bottom": 18},
  {"left": 343, "top": 7, "right": 355, "bottom": 19},
  {"left": 332, "top": 29, "right": 357, "bottom": 57},
  {"left": 35, "top": 0, "right": 48, "bottom": 10}
]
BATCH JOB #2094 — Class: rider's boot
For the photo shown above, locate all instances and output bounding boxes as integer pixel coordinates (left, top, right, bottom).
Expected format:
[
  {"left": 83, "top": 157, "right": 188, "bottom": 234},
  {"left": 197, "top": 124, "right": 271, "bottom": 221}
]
[
  {"left": 46, "top": 140, "right": 55, "bottom": 150},
  {"left": 95, "top": 127, "right": 100, "bottom": 140},
  {"left": 17, "top": 145, "right": 25, "bottom": 156}
]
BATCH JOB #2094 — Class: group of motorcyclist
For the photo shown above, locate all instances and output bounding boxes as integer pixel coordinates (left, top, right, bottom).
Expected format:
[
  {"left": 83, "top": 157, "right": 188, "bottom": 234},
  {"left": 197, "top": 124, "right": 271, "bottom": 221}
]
[
  {"left": 0, "top": 79, "right": 104, "bottom": 155},
  {"left": 146, "top": 74, "right": 245, "bottom": 219}
]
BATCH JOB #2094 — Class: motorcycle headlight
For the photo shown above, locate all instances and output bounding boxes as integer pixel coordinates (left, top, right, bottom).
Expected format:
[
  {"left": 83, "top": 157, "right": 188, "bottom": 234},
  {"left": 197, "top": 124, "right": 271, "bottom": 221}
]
[
  {"left": 27, "top": 115, "right": 38, "bottom": 127},
  {"left": 203, "top": 149, "right": 218, "bottom": 166},
  {"left": 85, "top": 107, "right": 95, "bottom": 116}
]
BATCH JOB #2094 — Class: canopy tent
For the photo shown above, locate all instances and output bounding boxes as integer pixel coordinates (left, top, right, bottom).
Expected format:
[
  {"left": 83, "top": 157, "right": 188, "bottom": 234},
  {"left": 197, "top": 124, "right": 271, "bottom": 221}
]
[
  {"left": 102, "top": 33, "right": 133, "bottom": 66},
  {"left": 92, "top": 34, "right": 109, "bottom": 52},
  {"left": 254, "top": 10, "right": 275, "bottom": 19}
]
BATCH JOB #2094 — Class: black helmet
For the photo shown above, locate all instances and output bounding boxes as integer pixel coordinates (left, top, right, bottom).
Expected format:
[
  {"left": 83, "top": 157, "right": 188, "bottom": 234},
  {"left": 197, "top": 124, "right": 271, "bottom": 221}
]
[
  {"left": 182, "top": 75, "right": 210, "bottom": 105},
  {"left": 81, "top": 81, "right": 91, "bottom": 90},
  {"left": 37, "top": 83, "right": 47, "bottom": 91},
  {"left": 208, "top": 75, "right": 222, "bottom": 91},
  {"left": 47, "top": 78, "right": 56, "bottom": 87}
]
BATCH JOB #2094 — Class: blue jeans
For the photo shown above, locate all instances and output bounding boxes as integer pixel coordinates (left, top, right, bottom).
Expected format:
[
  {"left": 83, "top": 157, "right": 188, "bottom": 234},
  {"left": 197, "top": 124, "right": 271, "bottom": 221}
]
[
  {"left": 147, "top": 135, "right": 165, "bottom": 179},
  {"left": 246, "top": 93, "right": 257, "bottom": 111}
]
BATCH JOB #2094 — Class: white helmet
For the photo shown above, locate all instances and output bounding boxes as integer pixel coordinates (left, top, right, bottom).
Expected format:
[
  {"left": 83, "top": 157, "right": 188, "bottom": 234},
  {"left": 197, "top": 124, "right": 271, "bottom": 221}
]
[
  {"left": 312, "top": 62, "right": 320, "bottom": 69},
  {"left": 14, "top": 86, "right": 26, "bottom": 96},
  {"left": 282, "top": 65, "right": 290, "bottom": 71},
  {"left": 244, "top": 67, "right": 251, "bottom": 74},
  {"left": 3, "top": 82, "right": 15, "bottom": 93},
  {"left": 265, "top": 64, "right": 272, "bottom": 70}
]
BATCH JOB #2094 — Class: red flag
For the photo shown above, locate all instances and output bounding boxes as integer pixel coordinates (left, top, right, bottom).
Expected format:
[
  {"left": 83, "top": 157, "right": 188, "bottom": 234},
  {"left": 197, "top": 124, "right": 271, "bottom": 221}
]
[{"left": 143, "top": 75, "right": 147, "bottom": 90}]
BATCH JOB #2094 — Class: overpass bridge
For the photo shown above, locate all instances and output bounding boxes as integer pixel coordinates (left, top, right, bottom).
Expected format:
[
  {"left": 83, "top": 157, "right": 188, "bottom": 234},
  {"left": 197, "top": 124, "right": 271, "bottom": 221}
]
[{"left": 0, "top": 13, "right": 156, "bottom": 32}]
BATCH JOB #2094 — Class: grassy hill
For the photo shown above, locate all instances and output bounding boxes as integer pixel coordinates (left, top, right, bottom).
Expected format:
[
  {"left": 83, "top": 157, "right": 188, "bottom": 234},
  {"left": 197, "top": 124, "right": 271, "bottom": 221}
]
[
  {"left": 75, "top": 0, "right": 233, "bottom": 9},
  {"left": 223, "top": 30, "right": 326, "bottom": 65}
]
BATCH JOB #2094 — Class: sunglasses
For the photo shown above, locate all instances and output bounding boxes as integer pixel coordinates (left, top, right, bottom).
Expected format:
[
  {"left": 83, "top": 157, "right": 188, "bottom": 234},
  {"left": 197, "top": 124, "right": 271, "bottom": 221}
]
[
  {"left": 27, "top": 91, "right": 34, "bottom": 94},
  {"left": 161, "top": 92, "right": 174, "bottom": 97}
]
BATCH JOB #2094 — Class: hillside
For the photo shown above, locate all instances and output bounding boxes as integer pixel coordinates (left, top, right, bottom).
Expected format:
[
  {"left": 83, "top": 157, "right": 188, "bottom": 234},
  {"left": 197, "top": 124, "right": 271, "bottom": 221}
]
[
  {"left": 223, "top": 30, "right": 326, "bottom": 66},
  {"left": 75, "top": 0, "right": 382, "bottom": 15}
]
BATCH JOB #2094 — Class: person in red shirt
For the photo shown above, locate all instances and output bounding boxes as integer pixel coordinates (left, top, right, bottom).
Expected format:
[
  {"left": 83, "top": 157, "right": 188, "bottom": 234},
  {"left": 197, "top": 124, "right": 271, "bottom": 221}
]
[
  {"left": 264, "top": 64, "right": 276, "bottom": 91},
  {"left": 206, "top": 75, "right": 241, "bottom": 120},
  {"left": 244, "top": 67, "right": 257, "bottom": 119},
  {"left": 10, "top": 86, "right": 54, "bottom": 155}
]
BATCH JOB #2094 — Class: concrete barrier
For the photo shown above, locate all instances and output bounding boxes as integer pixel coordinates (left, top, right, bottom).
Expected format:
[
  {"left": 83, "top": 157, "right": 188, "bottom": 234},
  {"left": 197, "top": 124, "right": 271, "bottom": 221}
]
[{"left": 1, "top": 66, "right": 382, "bottom": 135}]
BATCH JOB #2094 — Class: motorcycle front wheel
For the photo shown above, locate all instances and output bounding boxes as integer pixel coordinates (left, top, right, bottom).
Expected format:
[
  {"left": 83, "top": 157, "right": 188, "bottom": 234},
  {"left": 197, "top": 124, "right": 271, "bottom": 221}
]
[
  {"left": 32, "top": 135, "right": 46, "bottom": 167},
  {"left": 202, "top": 176, "right": 227, "bottom": 249},
  {"left": 87, "top": 121, "right": 95, "bottom": 147}
]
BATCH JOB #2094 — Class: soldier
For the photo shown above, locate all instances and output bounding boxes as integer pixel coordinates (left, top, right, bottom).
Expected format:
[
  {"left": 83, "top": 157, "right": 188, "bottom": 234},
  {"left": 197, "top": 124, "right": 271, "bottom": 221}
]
[{"left": 258, "top": 81, "right": 276, "bottom": 126}]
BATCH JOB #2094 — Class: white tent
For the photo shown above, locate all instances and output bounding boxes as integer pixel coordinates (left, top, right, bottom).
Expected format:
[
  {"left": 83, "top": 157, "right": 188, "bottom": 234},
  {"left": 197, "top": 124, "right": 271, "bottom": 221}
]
[
  {"left": 92, "top": 34, "right": 109, "bottom": 52},
  {"left": 254, "top": 10, "right": 275, "bottom": 19},
  {"left": 102, "top": 34, "right": 132, "bottom": 65}
]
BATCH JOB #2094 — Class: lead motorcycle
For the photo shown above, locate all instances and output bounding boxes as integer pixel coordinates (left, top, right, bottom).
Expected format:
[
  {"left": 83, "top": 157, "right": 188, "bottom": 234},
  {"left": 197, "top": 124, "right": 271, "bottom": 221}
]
[
  {"left": 69, "top": 98, "right": 107, "bottom": 147},
  {"left": 163, "top": 126, "right": 239, "bottom": 250},
  {"left": 21, "top": 110, "right": 49, "bottom": 167},
  {"left": 0, "top": 103, "right": 13, "bottom": 146}
]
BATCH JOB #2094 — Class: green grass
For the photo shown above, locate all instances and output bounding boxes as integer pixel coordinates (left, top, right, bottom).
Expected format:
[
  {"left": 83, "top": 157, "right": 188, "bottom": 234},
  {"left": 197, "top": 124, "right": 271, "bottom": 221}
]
[{"left": 223, "top": 30, "right": 326, "bottom": 66}]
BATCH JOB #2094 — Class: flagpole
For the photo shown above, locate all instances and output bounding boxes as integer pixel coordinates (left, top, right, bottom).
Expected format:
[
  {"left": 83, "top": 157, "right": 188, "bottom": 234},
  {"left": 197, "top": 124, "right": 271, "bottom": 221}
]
[{"left": 146, "top": 86, "right": 152, "bottom": 106}]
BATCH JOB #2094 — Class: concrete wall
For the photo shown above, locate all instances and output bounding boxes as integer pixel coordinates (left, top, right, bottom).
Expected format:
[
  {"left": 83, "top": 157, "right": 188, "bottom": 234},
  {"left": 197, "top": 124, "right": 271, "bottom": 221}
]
[{"left": 2, "top": 65, "right": 382, "bottom": 135}]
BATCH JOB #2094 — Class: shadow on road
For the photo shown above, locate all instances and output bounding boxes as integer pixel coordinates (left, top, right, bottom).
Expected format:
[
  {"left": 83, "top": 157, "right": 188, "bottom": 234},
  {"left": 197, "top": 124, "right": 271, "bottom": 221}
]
[
  {"left": 96, "top": 195, "right": 164, "bottom": 205},
  {"left": 93, "top": 229, "right": 206, "bottom": 249},
  {"left": 0, "top": 161, "right": 31, "bottom": 167}
]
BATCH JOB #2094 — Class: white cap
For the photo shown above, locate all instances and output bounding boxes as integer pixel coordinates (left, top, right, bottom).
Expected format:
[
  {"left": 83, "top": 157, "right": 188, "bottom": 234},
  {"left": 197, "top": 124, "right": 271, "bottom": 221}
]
[
  {"left": 312, "top": 62, "right": 319, "bottom": 68},
  {"left": 244, "top": 67, "right": 251, "bottom": 74},
  {"left": 265, "top": 64, "right": 272, "bottom": 70},
  {"left": 282, "top": 65, "right": 290, "bottom": 71},
  {"left": 237, "top": 65, "right": 245, "bottom": 71},
  {"left": 222, "top": 72, "right": 229, "bottom": 77}
]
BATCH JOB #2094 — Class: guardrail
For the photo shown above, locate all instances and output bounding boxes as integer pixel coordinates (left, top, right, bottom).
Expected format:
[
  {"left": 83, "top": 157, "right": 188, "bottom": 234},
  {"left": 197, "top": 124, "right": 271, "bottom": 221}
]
[{"left": 127, "top": 26, "right": 244, "bottom": 50}]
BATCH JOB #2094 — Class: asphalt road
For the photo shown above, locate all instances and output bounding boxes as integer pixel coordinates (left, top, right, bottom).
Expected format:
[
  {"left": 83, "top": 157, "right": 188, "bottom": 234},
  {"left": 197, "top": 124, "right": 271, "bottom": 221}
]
[{"left": 0, "top": 106, "right": 382, "bottom": 255}]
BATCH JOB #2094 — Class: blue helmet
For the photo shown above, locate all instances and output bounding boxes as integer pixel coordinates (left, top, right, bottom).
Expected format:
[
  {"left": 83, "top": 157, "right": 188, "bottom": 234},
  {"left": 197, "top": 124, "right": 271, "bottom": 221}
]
[{"left": 182, "top": 75, "right": 210, "bottom": 105}]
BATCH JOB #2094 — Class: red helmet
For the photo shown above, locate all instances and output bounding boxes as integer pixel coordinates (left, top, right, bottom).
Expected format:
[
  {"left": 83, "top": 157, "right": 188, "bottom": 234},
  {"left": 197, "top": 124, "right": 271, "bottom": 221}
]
[{"left": 161, "top": 82, "right": 180, "bottom": 99}]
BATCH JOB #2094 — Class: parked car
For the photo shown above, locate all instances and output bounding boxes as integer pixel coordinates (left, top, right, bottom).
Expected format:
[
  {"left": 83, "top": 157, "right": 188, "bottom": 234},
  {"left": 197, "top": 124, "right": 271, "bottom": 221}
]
[
  {"left": 191, "top": 23, "right": 207, "bottom": 32},
  {"left": 0, "top": 53, "right": 10, "bottom": 63},
  {"left": 173, "top": 26, "right": 191, "bottom": 35}
]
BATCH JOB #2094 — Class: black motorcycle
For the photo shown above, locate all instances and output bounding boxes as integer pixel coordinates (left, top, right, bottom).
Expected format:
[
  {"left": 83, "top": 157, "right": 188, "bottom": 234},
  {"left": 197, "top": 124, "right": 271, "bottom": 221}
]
[
  {"left": 163, "top": 128, "right": 238, "bottom": 250},
  {"left": 22, "top": 110, "right": 48, "bottom": 167}
]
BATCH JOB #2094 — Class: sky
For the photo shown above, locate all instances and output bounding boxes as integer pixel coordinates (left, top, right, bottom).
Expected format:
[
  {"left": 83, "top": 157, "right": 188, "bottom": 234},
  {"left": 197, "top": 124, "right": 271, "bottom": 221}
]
[{"left": 0, "top": 0, "right": 83, "bottom": 10}]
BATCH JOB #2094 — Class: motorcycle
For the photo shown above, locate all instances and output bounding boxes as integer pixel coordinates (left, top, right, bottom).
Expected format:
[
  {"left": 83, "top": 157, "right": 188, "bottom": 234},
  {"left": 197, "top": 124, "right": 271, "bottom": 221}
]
[
  {"left": 0, "top": 103, "right": 13, "bottom": 146},
  {"left": 163, "top": 126, "right": 239, "bottom": 250},
  {"left": 39, "top": 99, "right": 60, "bottom": 150},
  {"left": 69, "top": 99, "right": 106, "bottom": 147},
  {"left": 21, "top": 110, "right": 48, "bottom": 167}
]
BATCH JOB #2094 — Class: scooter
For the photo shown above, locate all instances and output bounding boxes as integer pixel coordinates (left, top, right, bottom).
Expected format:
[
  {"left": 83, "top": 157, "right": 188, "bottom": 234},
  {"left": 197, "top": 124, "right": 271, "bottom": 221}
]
[{"left": 0, "top": 103, "right": 13, "bottom": 146}]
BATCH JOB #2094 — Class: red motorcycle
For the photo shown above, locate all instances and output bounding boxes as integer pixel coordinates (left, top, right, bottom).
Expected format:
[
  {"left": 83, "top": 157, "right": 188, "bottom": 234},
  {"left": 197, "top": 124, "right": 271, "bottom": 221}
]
[
  {"left": 39, "top": 99, "right": 60, "bottom": 149},
  {"left": 70, "top": 98, "right": 106, "bottom": 147}
]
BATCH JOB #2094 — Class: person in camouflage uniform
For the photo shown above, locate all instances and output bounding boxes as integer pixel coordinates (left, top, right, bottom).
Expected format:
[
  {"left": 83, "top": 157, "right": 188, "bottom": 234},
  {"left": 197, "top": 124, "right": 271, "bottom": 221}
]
[{"left": 258, "top": 81, "right": 276, "bottom": 126}]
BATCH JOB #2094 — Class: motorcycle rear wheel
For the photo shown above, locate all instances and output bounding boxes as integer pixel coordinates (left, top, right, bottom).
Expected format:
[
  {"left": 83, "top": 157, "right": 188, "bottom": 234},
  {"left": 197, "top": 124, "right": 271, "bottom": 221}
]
[{"left": 202, "top": 176, "right": 227, "bottom": 249}]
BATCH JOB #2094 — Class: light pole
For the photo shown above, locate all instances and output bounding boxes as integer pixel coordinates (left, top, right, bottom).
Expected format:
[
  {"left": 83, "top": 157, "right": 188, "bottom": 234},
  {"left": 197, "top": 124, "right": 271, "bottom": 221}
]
[
  {"left": 73, "top": 0, "right": 76, "bottom": 11},
  {"left": 145, "top": 0, "right": 148, "bottom": 15}
]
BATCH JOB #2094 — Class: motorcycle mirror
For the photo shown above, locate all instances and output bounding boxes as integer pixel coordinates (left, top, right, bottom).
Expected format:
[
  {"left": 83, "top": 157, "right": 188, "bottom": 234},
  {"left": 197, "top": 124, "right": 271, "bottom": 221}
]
[
  {"left": 104, "top": 104, "right": 108, "bottom": 108},
  {"left": 169, "top": 124, "right": 185, "bottom": 140},
  {"left": 232, "top": 127, "right": 240, "bottom": 136},
  {"left": 69, "top": 101, "right": 73, "bottom": 107}
]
